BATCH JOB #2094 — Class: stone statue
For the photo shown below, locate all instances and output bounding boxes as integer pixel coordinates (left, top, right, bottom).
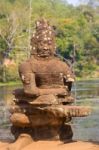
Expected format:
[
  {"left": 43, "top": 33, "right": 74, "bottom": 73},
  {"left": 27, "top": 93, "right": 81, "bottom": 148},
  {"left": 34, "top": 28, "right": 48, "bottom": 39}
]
[
  {"left": 19, "top": 18, "right": 74, "bottom": 101},
  {"left": 10, "top": 19, "right": 90, "bottom": 144}
]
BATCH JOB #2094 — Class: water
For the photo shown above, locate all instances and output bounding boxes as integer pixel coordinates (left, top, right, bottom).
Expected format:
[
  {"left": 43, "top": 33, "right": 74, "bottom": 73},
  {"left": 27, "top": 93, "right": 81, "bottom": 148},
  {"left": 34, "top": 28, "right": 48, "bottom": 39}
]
[
  {"left": 72, "top": 80, "right": 99, "bottom": 142},
  {"left": 0, "top": 80, "right": 99, "bottom": 142},
  {"left": 0, "top": 85, "right": 20, "bottom": 142}
]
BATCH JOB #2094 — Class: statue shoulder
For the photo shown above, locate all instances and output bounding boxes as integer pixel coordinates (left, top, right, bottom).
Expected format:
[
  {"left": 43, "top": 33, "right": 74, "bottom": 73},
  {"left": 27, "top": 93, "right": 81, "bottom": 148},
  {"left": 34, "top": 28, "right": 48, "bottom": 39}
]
[{"left": 18, "top": 59, "right": 31, "bottom": 73}]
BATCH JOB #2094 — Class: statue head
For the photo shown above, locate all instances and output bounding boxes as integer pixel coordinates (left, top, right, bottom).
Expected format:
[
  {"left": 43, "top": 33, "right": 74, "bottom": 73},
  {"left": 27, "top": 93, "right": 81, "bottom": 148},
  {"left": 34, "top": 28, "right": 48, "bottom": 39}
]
[{"left": 31, "top": 18, "right": 56, "bottom": 57}]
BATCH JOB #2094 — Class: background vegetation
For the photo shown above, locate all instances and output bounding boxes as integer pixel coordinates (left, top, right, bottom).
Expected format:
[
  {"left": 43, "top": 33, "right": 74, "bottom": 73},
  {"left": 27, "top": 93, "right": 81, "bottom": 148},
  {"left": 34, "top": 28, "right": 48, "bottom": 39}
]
[{"left": 0, "top": 0, "right": 99, "bottom": 82}]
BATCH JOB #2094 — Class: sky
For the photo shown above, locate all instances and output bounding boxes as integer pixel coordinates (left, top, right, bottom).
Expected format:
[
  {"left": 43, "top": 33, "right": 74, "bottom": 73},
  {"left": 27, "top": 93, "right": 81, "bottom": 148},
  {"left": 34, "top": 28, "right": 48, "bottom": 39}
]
[{"left": 67, "top": 0, "right": 79, "bottom": 5}]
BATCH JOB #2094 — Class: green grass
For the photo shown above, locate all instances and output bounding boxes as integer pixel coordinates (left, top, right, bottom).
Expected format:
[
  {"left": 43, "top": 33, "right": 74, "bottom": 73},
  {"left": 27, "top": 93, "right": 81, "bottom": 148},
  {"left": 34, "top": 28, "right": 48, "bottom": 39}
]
[
  {"left": 0, "top": 81, "right": 22, "bottom": 87},
  {"left": 76, "top": 77, "right": 99, "bottom": 81}
]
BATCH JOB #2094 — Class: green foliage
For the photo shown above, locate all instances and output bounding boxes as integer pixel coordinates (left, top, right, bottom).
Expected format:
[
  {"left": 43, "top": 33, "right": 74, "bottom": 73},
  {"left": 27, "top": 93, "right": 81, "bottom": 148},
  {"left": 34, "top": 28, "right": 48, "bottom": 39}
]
[
  {"left": 5, "top": 65, "right": 19, "bottom": 81},
  {"left": 0, "top": 0, "right": 99, "bottom": 82},
  {"left": 0, "top": 37, "right": 7, "bottom": 53}
]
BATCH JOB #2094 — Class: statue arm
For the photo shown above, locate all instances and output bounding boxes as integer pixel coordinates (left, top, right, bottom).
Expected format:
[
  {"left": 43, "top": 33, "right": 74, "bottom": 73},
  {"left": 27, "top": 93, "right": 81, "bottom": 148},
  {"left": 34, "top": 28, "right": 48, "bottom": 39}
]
[
  {"left": 19, "top": 61, "right": 68, "bottom": 96},
  {"left": 38, "top": 88, "right": 67, "bottom": 96},
  {"left": 19, "top": 61, "right": 40, "bottom": 96}
]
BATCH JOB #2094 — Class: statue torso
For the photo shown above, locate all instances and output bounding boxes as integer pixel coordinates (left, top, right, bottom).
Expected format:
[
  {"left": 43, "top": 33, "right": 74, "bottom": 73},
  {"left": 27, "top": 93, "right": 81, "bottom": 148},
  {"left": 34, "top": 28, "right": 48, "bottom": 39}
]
[{"left": 29, "top": 56, "right": 72, "bottom": 88}]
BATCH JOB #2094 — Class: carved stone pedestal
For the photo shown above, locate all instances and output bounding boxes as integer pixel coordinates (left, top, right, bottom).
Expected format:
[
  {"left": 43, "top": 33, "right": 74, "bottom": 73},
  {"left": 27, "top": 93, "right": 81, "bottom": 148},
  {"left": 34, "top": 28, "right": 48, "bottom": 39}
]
[{"left": 11, "top": 124, "right": 73, "bottom": 142}]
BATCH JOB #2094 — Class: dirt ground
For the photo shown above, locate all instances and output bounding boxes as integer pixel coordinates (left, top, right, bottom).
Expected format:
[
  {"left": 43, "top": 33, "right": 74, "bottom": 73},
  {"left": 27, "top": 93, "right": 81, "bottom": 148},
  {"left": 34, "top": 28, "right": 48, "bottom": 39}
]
[{"left": 0, "top": 141, "right": 99, "bottom": 150}]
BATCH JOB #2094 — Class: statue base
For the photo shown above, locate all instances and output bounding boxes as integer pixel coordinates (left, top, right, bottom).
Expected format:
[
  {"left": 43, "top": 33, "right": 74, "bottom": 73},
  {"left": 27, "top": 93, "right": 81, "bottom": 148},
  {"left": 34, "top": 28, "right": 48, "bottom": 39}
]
[{"left": 11, "top": 124, "right": 73, "bottom": 142}]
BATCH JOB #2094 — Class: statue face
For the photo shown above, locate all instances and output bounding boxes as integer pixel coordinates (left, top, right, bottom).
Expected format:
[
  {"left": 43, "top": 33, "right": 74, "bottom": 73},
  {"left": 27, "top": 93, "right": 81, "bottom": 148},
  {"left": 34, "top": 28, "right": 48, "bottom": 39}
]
[{"left": 31, "top": 19, "right": 56, "bottom": 57}]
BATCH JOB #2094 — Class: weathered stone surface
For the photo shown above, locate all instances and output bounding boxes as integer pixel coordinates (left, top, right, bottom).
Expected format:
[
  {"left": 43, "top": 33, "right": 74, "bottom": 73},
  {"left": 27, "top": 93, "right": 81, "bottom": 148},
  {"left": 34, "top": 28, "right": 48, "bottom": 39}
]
[
  {"left": 10, "top": 105, "right": 90, "bottom": 127},
  {"left": 10, "top": 113, "right": 30, "bottom": 127},
  {"left": 9, "top": 18, "right": 91, "bottom": 142},
  {"left": 8, "top": 134, "right": 33, "bottom": 150},
  {"left": 13, "top": 88, "right": 74, "bottom": 105},
  {"left": 18, "top": 56, "right": 74, "bottom": 97},
  {"left": 31, "top": 19, "right": 56, "bottom": 56},
  {"left": 11, "top": 124, "right": 73, "bottom": 142},
  {"left": 0, "top": 142, "right": 9, "bottom": 149},
  {"left": 10, "top": 111, "right": 71, "bottom": 127}
]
